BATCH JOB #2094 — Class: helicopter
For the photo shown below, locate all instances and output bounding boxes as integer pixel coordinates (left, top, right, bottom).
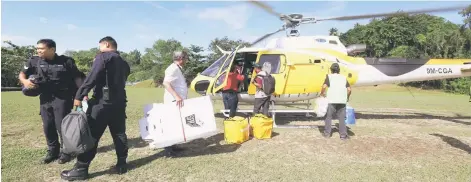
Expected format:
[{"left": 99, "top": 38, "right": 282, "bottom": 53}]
[{"left": 189, "top": 1, "right": 471, "bottom": 122}]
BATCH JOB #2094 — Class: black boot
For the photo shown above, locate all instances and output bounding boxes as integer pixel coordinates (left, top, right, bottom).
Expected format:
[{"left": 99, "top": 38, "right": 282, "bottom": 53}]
[
  {"left": 42, "top": 150, "right": 59, "bottom": 164},
  {"left": 58, "top": 153, "right": 73, "bottom": 164},
  {"left": 116, "top": 157, "right": 128, "bottom": 174},
  {"left": 60, "top": 162, "right": 89, "bottom": 181}
]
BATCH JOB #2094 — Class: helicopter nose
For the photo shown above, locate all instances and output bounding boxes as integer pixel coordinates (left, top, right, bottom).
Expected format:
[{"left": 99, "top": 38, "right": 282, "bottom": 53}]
[{"left": 190, "top": 75, "right": 211, "bottom": 96}]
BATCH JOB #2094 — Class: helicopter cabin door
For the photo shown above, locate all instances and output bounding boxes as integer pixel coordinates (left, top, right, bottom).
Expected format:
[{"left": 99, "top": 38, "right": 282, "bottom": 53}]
[
  {"left": 248, "top": 53, "right": 289, "bottom": 95},
  {"left": 211, "top": 46, "right": 240, "bottom": 94},
  {"left": 283, "top": 55, "right": 325, "bottom": 94}
]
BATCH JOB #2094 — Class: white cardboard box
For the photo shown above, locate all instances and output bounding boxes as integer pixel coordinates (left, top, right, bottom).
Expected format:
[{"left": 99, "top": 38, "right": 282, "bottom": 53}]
[{"left": 139, "top": 96, "right": 218, "bottom": 149}]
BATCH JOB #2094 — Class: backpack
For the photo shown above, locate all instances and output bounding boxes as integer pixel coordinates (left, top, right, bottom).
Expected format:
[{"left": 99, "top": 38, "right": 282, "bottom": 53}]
[
  {"left": 61, "top": 107, "right": 96, "bottom": 154},
  {"left": 261, "top": 74, "right": 276, "bottom": 95}
]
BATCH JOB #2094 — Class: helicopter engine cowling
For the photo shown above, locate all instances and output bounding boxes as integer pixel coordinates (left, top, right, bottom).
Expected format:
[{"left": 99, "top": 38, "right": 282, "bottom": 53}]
[{"left": 346, "top": 44, "right": 367, "bottom": 56}]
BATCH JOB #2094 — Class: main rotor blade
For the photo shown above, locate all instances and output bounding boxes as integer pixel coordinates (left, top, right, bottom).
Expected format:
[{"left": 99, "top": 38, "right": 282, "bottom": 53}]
[
  {"left": 316, "top": 5, "right": 469, "bottom": 21},
  {"left": 250, "top": 28, "right": 285, "bottom": 46},
  {"left": 246, "top": 0, "right": 290, "bottom": 20}
]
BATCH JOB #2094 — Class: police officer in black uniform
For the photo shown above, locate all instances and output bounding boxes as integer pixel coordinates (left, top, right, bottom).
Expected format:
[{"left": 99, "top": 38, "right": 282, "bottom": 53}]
[
  {"left": 61, "top": 36, "right": 130, "bottom": 181},
  {"left": 18, "top": 39, "right": 84, "bottom": 164}
]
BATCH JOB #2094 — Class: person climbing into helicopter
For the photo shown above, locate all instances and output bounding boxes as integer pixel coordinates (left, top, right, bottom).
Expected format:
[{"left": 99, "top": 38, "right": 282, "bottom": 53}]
[{"left": 221, "top": 62, "right": 245, "bottom": 119}]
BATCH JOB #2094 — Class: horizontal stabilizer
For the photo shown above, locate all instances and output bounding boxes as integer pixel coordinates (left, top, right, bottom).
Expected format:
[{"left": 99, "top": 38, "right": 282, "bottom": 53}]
[
  {"left": 462, "top": 67, "right": 471, "bottom": 72},
  {"left": 462, "top": 62, "right": 471, "bottom": 72}
]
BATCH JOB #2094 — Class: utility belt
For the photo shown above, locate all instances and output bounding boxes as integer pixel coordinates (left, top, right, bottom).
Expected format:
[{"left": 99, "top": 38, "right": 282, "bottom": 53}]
[
  {"left": 39, "top": 82, "right": 69, "bottom": 92},
  {"left": 94, "top": 87, "right": 126, "bottom": 102}
]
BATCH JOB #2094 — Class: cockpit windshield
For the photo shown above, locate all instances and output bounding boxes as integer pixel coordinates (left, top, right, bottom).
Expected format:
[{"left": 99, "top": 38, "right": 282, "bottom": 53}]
[
  {"left": 200, "top": 54, "right": 228, "bottom": 77},
  {"left": 199, "top": 50, "right": 236, "bottom": 77}
]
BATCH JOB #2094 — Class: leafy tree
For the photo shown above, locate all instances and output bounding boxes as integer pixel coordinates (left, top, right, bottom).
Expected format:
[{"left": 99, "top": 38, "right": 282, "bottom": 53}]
[
  {"left": 1, "top": 41, "right": 35, "bottom": 87},
  {"left": 2, "top": 6, "right": 470, "bottom": 94},
  {"left": 329, "top": 28, "right": 339, "bottom": 36},
  {"left": 206, "top": 36, "right": 250, "bottom": 64}
]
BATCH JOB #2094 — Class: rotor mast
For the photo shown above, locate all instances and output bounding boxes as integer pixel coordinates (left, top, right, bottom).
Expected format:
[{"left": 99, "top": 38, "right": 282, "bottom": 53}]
[{"left": 246, "top": 0, "right": 469, "bottom": 47}]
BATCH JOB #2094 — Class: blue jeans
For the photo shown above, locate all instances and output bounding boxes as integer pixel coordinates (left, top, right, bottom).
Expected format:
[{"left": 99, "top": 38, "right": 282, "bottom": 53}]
[{"left": 222, "top": 92, "right": 238, "bottom": 118}]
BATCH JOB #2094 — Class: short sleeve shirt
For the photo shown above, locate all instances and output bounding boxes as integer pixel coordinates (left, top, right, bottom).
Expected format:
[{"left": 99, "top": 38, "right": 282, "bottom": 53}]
[
  {"left": 255, "top": 71, "right": 268, "bottom": 98},
  {"left": 163, "top": 63, "right": 188, "bottom": 104}
]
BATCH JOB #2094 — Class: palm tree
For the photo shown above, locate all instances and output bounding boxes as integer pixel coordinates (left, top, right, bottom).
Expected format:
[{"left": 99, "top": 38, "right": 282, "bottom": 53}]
[{"left": 329, "top": 27, "right": 339, "bottom": 36}]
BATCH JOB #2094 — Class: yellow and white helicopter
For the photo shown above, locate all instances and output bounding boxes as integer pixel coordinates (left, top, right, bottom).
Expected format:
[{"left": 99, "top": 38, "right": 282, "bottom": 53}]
[{"left": 189, "top": 1, "right": 471, "bottom": 125}]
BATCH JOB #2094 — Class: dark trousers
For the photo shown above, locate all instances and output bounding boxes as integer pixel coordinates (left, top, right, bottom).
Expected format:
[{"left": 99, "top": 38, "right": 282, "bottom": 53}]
[
  {"left": 76, "top": 99, "right": 128, "bottom": 165},
  {"left": 40, "top": 98, "right": 72, "bottom": 155},
  {"left": 254, "top": 96, "right": 270, "bottom": 117},
  {"left": 222, "top": 92, "right": 239, "bottom": 118},
  {"left": 324, "top": 103, "right": 347, "bottom": 138}
]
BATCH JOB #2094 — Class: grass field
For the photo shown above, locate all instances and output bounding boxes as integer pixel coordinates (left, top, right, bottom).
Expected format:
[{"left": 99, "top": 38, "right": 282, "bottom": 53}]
[{"left": 2, "top": 84, "right": 471, "bottom": 182}]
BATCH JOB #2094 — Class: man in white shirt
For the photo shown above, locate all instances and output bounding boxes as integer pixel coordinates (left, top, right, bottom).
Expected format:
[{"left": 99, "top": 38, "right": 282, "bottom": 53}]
[
  {"left": 163, "top": 51, "right": 188, "bottom": 106},
  {"left": 162, "top": 50, "right": 189, "bottom": 156}
]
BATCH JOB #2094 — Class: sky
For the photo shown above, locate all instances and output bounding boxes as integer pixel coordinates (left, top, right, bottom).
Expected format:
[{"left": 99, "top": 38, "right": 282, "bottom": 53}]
[{"left": 1, "top": 1, "right": 470, "bottom": 55}]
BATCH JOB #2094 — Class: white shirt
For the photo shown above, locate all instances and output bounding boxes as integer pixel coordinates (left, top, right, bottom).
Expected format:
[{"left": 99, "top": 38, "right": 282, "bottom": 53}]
[{"left": 163, "top": 63, "right": 188, "bottom": 104}]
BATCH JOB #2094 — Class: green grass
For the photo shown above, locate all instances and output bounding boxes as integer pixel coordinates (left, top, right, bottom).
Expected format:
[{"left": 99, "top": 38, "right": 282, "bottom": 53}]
[
  {"left": 2, "top": 84, "right": 471, "bottom": 182},
  {"left": 129, "top": 79, "right": 156, "bottom": 88}
]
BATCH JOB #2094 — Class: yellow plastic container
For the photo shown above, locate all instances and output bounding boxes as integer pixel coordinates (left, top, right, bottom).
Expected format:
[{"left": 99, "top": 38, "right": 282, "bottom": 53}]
[
  {"left": 224, "top": 116, "right": 250, "bottom": 144},
  {"left": 250, "top": 114, "right": 274, "bottom": 139}
]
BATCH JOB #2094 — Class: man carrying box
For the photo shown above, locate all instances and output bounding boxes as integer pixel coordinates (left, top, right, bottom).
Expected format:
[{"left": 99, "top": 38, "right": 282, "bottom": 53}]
[{"left": 162, "top": 50, "right": 189, "bottom": 156}]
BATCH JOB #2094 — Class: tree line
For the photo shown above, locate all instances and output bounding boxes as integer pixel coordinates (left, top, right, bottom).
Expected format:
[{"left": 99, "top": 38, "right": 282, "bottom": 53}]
[
  {"left": 333, "top": 6, "right": 471, "bottom": 94},
  {"left": 2, "top": 6, "right": 470, "bottom": 94}
]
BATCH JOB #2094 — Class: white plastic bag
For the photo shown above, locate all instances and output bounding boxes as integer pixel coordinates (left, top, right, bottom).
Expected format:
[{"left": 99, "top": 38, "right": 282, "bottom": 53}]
[
  {"left": 314, "top": 97, "right": 329, "bottom": 117},
  {"left": 81, "top": 100, "right": 88, "bottom": 113}
]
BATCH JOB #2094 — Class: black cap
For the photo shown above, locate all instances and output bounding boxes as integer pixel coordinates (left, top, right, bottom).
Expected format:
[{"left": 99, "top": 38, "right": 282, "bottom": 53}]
[
  {"left": 253, "top": 63, "right": 262, "bottom": 68},
  {"left": 330, "top": 63, "right": 340, "bottom": 70}
]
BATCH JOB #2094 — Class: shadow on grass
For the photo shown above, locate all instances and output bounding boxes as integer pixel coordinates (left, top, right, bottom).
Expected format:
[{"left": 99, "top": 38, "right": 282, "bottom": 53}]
[
  {"left": 355, "top": 112, "right": 471, "bottom": 126},
  {"left": 430, "top": 133, "right": 471, "bottom": 155},
  {"left": 317, "top": 123, "right": 356, "bottom": 137},
  {"left": 215, "top": 109, "right": 471, "bottom": 128},
  {"left": 88, "top": 133, "right": 240, "bottom": 179},
  {"left": 97, "top": 137, "right": 148, "bottom": 154},
  {"left": 214, "top": 112, "right": 321, "bottom": 126}
]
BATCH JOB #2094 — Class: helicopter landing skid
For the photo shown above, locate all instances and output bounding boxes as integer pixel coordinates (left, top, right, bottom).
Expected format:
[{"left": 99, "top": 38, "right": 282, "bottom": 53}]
[{"left": 220, "top": 100, "right": 318, "bottom": 128}]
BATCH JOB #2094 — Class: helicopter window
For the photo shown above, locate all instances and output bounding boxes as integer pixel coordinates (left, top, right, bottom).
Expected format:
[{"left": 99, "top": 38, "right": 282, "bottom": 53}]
[
  {"left": 214, "top": 72, "right": 226, "bottom": 88},
  {"left": 329, "top": 40, "right": 338, "bottom": 45},
  {"left": 315, "top": 38, "right": 326, "bottom": 43},
  {"left": 220, "top": 52, "right": 236, "bottom": 74},
  {"left": 200, "top": 54, "right": 228, "bottom": 77},
  {"left": 212, "top": 52, "right": 237, "bottom": 89},
  {"left": 258, "top": 54, "right": 282, "bottom": 74}
]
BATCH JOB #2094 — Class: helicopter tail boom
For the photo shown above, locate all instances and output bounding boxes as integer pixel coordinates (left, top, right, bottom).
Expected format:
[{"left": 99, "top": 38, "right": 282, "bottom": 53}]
[{"left": 352, "top": 58, "right": 471, "bottom": 86}]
